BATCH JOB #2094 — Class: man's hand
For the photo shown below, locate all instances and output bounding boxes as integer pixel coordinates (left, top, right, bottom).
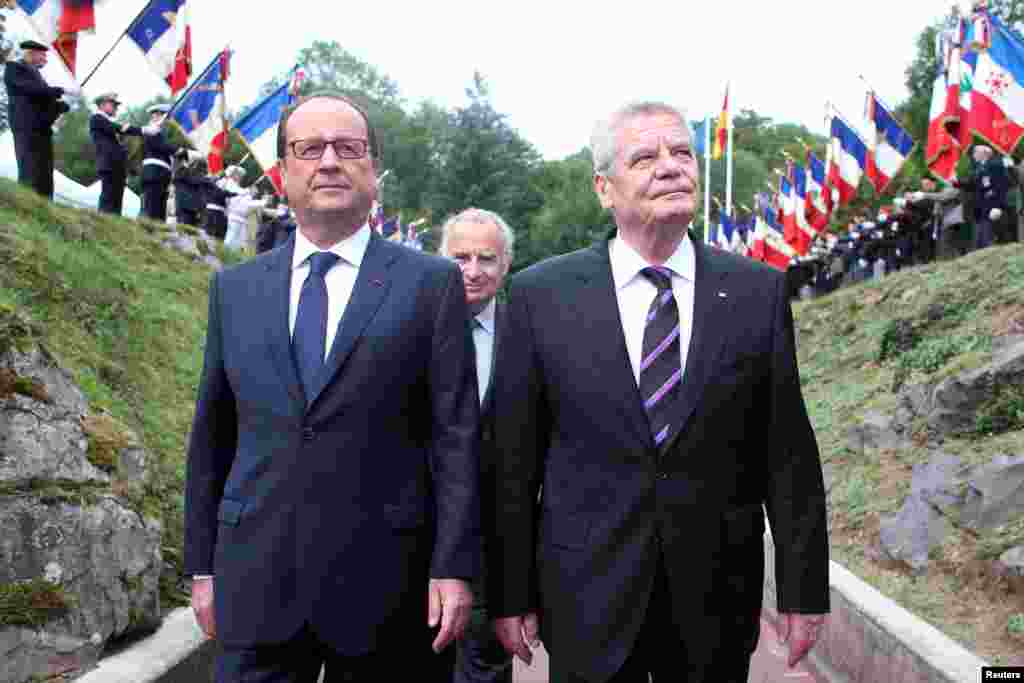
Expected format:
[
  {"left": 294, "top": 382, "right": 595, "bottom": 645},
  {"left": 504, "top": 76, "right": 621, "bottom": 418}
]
[
  {"left": 427, "top": 578, "right": 473, "bottom": 653},
  {"left": 990, "top": 207, "right": 1004, "bottom": 221},
  {"left": 493, "top": 613, "right": 540, "bottom": 665},
  {"left": 777, "top": 613, "right": 826, "bottom": 667},
  {"left": 191, "top": 577, "right": 215, "bottom": 639}
]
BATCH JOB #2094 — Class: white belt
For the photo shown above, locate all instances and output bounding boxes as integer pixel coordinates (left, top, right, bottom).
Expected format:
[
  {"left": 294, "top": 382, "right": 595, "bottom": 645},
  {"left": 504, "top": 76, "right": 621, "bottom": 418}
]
[
  {"left": 206, "top": 204, "right": 225, "bottom": 213},
  {"left": 143, "top": 158, "right": 171, "bottom": 171}
]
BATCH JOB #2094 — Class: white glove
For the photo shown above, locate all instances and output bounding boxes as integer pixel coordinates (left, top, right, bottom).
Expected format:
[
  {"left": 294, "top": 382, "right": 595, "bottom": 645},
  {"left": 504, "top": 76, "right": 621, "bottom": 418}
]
[
  {"left": 989, "top": 208, "right": 1003, "bottom": 221},
  {"left": 62, "top": 85, "right": 82, "bottom": 98},
  {"left": 186, "top": 150, "right": 205, "bottom": 164},
  {"left": 859, "top": 258, "right": 869, "bottom": 268},
  {"left": 911, "top": 191, "right": 926, "bottom": 202},
  {"left": 891, "top": 222, "right": 899, "bottom": 232},
  {"left": 141, "top": 124, "right": 160, "bottom": 136}
]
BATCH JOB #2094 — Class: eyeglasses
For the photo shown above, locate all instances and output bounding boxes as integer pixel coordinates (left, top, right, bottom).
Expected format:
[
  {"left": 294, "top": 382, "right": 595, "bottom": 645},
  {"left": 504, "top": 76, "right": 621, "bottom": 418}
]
[{"left": 288, "top": 137, "right": 369, "bottom": 161}]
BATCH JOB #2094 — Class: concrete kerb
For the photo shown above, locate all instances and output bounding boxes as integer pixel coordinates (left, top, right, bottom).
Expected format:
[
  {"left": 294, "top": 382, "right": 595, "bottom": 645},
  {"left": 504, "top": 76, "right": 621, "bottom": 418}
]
[
  {"left": 76, "top": 608, "right": 216, "bottom": 683},
  {"left": 763, "top": 529, "right": 990, "bottom": 683}
]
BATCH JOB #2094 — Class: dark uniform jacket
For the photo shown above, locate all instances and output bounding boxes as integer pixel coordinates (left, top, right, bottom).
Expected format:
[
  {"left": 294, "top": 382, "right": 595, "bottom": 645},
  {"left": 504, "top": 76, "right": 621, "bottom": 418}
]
[
  {"left": 141, "top": 130, "right": 180, "bottom": 184},
  {"left": 89, "top": 113, "right": 142, "bottom": 174},
  {"left": 4, "top": 60, "right": 66, "bottom": 132},
  {"left": 962, "top": 159, "right": 1010, "bottom": 219}
]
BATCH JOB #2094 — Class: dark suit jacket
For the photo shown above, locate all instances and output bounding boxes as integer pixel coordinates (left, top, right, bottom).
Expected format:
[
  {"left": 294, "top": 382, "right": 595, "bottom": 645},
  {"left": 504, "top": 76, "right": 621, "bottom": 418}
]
[
  {"left": 184, "top": 233, "right": 481, "bottom": 653},
  {"left": 4, "top": 61, "right": 65, "bottom": 133},
  {"left": 89, "top": 113, "right": 142, "bottom": 174},
  {"left": 140, "top": 130, "right": 180, "bottom": 184},
  {"left": 487, "top": 234, "right": 829, "bottom": 683},
  {"left": 963, "top": 158, "right": 1010, "bottom": 218}
]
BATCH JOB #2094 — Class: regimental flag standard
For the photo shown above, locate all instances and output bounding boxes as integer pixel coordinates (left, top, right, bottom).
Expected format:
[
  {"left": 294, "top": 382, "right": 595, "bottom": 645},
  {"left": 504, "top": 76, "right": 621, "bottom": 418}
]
[
  {"left": 827, "top": 115, "right": 868, "bottom": 206},
  {"left": 234, "top": 71, "right": 301, "bottom": 195},
  {"left": 170, "top": 49, "right": 230, "bottom": 174},
  {"left": 717, "top": 212, "right": 735, "bottom": 250},
  {"left": 712, "top": 85, "right": 729, "bottom": 160},
  {"left": 15, "top": 0, "right": 98, "bottom": 75},
  {"left": 961, "top": 11, "right": 1024, "bottom": 155},
  {"left": 127, "top": 0, "right": 192, "bottom": 95},
  {"left": 806, "top": 151, "right": 832, "bottom": 231},
  {"left": 864, "top": 93, "right": 914, "bottom": 193},
  {"left": 928, "top": 25, "right": 965, "bottom": 183}
]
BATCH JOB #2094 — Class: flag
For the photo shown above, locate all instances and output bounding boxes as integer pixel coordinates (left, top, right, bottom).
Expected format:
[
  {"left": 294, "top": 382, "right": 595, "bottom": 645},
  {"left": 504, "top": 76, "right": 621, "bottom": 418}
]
[
  {"left": 234, "top": 75, "right": 297, "bottom": 195},
  {"left": 368, "top": 202, "right": 384, "bottom": 232},
  {"left": 864, "top": 93, "right": 914, "bottom": 193},
  {"left": 15, "top": 0, "right": 89, "bottom": 75},
  {"left": 806, "top": 151, "right": 831, "bottom": 230},
  {"left": 827, "top": 115, "right": 868, "bottom": 206},
  {"left": 789, "top": 164, "right": 815, "bottom": 255},
  {"left": 717, "top": 212, "right": 735, "bottom": 250},
  {"left": 961, "top": 11, "right": 1024, "bottom": 154},
  {"left": 169, "top": 49, "right": 230, "bottom": 174},
  {"left": 712, "top": 85, "right": 729, "bottom": 160},
  {"left": 754, "top": 205, "right": 795, "bottom": 271},
  {"left": 406, "top": 217, "right": 426, "bottom": 249},
  {"left": 127, "top": 0, "right": 192, "bottom": 95},
  {"left": 380, "top": 216, "right": 400, "bottom": 240},
  {"left": 691, "top": 118, "right": 707, "bottom": 158},
  {"left": 927, "top": 28, "right": 965, "bottom": 183}
]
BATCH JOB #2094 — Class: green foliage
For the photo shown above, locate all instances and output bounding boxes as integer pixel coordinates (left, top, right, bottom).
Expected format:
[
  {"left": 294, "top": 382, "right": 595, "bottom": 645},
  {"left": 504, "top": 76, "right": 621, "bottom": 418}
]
[
  {"left": 841, "top": 473, "right": 870, "bottom": 529},
  {"left": 975, "top": 383, "right": 1024, "bottom": 435},
  {"left": 1008, "top": 614, "right": 1024, "bottom": 635},
  {"left": 0, "top": 579, "right": 71, "bottom": 627},
  {"left": 878, "top": 319, "right": 921, "bottom": 362}
]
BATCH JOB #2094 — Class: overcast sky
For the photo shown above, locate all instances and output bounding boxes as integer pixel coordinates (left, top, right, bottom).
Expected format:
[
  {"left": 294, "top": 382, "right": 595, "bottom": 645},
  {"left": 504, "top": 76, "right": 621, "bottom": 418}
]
[{"left": 7, "top": 1, "right": 972, "bottom": 160}]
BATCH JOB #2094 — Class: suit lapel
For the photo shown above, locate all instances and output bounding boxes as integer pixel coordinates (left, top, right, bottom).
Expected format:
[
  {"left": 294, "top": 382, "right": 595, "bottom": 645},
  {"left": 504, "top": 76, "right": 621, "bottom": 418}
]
[
  {"left": 264, "top": 236, "right": 306, "bottom": 408},
  {"left": 480, "top": 302, "right": 501, "bottom": 415},
  {"left": 577, "top": 241, "right": 656, "bottom": 450},
  {"left": 307, "top": 234, "right": 398, "bottom": 408},
  {"left": 662, "top": 236, "right": 734, "bottom": 451}
]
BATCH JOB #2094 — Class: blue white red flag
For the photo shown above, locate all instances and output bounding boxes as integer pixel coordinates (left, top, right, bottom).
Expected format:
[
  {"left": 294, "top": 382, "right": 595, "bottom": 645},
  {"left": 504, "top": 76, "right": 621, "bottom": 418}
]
[
  {"left": 234, "top": 75, "right": 298, "bottom": 195},
  {"left": 169, "top": 49, "right": 230, "bottom": 174},
  {"left": 15, "top": 0, "right": 97, "bottom": 75},
  {"left": 864, "top": 93, "right": 914, "bottom": 193},
  {"left": 127, "top": 0, "right": 192, "bottom": 95},
  {"left": 827, "top": 115, "right": 868, "bottom": 206},
  {"left": 806, "top": 151, "right": 831, "bottom": 230},
  {"left": 717, "top": 212, "right": 735, "bottom": 250},
  {"left": 788, "top": 164, "right": 814, "bottom": 256},
  {"left": 380, "top": 217, "right": 400, "bottom": 239},
  {"left": 961, "top": 10, "right": 1024, "bottom": 154}
]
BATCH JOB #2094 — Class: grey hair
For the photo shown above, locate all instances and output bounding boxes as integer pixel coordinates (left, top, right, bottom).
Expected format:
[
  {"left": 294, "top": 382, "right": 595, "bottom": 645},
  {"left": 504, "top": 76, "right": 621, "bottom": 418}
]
[
  {"left": 590, "top": 101, "right": 689, "bottom": 176},
  {"left": 438, "top": 208, "right": 515, "bottom": 262}
]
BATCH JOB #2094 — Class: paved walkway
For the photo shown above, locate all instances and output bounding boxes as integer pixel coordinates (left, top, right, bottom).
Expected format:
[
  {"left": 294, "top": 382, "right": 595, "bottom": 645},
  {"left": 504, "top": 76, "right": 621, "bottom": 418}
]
[{"left": 513, "top": 617, "right": 820, "bottom": 682}]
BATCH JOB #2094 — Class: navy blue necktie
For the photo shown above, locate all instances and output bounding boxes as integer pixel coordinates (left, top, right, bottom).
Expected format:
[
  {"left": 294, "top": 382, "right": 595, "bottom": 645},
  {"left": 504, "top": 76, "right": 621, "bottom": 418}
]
[
  {"left": 294, "top": 251, "right": 340, "bottom": 399},
  {"left": 639, "top": 266, "right": 682, "bottom": 452}
]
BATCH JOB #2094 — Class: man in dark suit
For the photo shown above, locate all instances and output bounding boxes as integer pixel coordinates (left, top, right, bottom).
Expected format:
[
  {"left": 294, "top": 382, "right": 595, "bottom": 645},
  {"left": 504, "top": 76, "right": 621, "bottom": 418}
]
[
  {"left": 439, "top": 208, "right": 515, "bottom": 683},
  {"left": 4, "top": 40, "right": 70, "bottom": 199},
  {"left": 487, "top": 101, "right": 829, "bottom": 683},
  {"left": 959, "top": 144, "right": 1010, "bottom": 250},
  {"left": 89, "top": 93, "right": 142, "bottom": 215},
  {"left": 139, "top": 103, "right": 183, "bottom": 222},
  {"left": 184, "top": 91, "right": 480, "bottom": 683}
]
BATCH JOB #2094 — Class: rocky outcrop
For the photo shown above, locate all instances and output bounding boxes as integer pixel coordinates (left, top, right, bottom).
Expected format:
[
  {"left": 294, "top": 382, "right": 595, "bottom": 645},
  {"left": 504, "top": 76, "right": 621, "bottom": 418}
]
[
  {"left": 993, "top": 546, "right": 1024, "bottom": 594},
  {"left": 846, "top": 411, "right": 912, "bottom": 456},
  {"left": 0, "top": 346, "right": 162, "bottom": 682},
  {"left": 160, "top": 225, "right": 222, "bottom": 271}
]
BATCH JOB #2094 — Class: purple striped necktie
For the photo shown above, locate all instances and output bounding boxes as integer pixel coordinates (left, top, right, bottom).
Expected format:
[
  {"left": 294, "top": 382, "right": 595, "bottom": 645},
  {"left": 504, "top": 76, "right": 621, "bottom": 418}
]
[{"left": 639, "top": 266, "right": 682, "bottom": 452}]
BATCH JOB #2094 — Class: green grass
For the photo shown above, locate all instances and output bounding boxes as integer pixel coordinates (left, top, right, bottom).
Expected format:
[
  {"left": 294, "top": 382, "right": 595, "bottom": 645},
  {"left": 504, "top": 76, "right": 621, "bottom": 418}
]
[
  {"left": 0, "top": 578, "right": 72, "bottom": 627},
  {"left": 0, "top": 180, "right": 214, "bottom": 608}
]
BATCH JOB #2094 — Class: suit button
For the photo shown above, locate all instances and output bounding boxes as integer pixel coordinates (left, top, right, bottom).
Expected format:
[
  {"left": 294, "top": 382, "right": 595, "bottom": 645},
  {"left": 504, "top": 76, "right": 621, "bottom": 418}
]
[
  {"left": 657, "top": 472, "right": 669, "bottom": 481},
  {"left": 302, "top": 427, "right": 315, "bottom": 442}
]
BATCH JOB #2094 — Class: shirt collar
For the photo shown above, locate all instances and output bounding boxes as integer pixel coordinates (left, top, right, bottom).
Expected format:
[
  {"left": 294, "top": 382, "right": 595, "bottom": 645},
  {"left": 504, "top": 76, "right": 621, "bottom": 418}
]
[
  {"left": 474, "top": 298, "right": 496, "bottom": 335},
  {"left": 609, "top": 231, "right": 695, "bottom": 290},
  {"left": 97, "top": 111, "right": 118, "bottom": 123},
  {"left": 292, "top": 223, "right": 371, "bottom": 271}
]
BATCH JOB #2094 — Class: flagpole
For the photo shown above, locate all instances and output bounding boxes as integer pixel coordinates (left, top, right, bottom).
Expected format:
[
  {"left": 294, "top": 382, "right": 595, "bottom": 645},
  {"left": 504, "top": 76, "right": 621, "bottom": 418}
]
[
  {"left": 79, "top": 0, "right": 159, "bottom": 89},
  {"left": 725, "top": 82, "right": 734, "bottom": 218},
  {"left": 166, "top": 48, "right": 228, "bottom": 121},
  {"left": 700, "top": 114, "right": 708, "bottom": 245}
]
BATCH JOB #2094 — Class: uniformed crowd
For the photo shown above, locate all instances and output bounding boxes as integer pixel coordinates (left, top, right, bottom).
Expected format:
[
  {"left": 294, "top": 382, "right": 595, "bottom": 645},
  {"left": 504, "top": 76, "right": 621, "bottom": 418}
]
[
  {"left": 4, "top": 39, "right": 290, "bottom": 251},
  {"left": 782, "top": 143, "right": 1020, "bottom": 300}
]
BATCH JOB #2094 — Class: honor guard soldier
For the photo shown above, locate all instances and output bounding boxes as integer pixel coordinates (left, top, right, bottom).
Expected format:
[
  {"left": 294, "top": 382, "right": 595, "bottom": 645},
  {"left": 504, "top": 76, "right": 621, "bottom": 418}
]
[
  {"left": 202, "top": 171, "right": 235, "bottom": 239},
  {"left": 139, "top": 104, "right": 183, "bottom": 222},
  {"left": 90, "top": 92, "right": 143, "bottom": 215},
  {"left": 4, "top": 40, "right": 72, "bottom": 199}
]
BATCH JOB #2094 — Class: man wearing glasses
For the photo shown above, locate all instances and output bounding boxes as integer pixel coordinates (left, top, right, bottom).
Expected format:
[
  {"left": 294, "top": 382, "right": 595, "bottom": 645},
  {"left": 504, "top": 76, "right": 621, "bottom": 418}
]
[{"left": 184, "top": 91, "right": 481, "bottom": 682}]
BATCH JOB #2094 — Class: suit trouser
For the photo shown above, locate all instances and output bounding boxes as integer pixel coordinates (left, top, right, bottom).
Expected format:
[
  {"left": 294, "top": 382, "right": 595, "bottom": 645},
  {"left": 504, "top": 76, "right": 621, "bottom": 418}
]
[
  {"left": 13, "top": 129, "right": 54, "bottom": 200},
  {"left": 98, "top": 168, "right": 127, "bottom": 215},
  {"left": 217, "top": 622, "right": 455, "bottom": 683},
  {"left": 975, "top": 218, "right": 995, "bottom": 250},
  {"left": 551, "top": 555, "right": 753, "bottom": 683},
  {"left": 142, "top": 180, "right": 169, "bottom": 222}
]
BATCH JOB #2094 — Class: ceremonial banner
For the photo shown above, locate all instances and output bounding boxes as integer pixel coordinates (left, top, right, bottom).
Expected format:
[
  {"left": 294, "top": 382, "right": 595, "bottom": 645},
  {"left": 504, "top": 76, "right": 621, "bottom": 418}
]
[
  {"left": 169, "top": 49, "right": 230, "bottom": 173},
  {"left": 712, "top": 85, "right": 729, "bottom": 160},
  {"left": 806, "top": 151, "right": 831, "bottom": 230},
  {"left": 789, "top": 164, "right": 815, "bottom": 255},
  {"left": 864, "top": 93, "right": 914, "bottom": 193},
  {"left": 961, "top": 11, "right": 1024, "bottom": 154},
  {"left": 827, "top": 115, "right": 868, "bottom": 205},
  {"left": 127, "top": 0, "right": 192, "bottom": 94},
  {"left": 755, "top": 206, "right": 794, "bottom": 271},
  {"left": 690, "top": 118, "right": 707, "bottom": 158},
  {"left": 234, "top": 72, "right": 300, "bottom": 194},
  {"left": 14, "top": 0, "right": 96, "bottom": 75},
  {"left": 927, "top": 49, "right": 963, "bottom": 182}
]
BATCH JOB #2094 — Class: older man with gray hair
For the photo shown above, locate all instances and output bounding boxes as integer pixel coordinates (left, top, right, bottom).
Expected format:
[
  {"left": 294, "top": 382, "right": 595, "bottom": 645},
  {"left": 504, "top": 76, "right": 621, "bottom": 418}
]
[
  {"left": 486, "top": 101, "right": 829, "bottom": 682},
  {"left": 440, "top": 208, "right": 514, "bottom": 683}
]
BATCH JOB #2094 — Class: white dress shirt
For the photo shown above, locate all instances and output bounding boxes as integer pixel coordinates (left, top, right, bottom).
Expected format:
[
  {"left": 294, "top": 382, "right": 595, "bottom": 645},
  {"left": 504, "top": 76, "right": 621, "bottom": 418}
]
[
  {"left": 289, "top": 224, "right": 372, "bottom": 360},
  {"left": 609, "top": 234, "right": 696, "bottom": 386},
  {"left": 472, "top": 299, "right": 496, "bottom": 406}
]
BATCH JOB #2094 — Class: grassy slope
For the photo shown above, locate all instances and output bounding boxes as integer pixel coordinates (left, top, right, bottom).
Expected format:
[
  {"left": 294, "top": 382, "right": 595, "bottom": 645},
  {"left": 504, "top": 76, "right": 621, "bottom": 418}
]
[
  {"left": 0, "top": 180, "right": 225, "bottom": 608},
  {"left": 794, "top": 242, "right": 1024, "bottom": 663}
]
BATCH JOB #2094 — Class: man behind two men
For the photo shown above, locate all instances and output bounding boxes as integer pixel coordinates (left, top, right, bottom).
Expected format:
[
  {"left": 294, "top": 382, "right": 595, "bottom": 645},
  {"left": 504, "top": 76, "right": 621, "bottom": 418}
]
[{"left": 184, "top": 92, "right": 829, "bottom": 683}]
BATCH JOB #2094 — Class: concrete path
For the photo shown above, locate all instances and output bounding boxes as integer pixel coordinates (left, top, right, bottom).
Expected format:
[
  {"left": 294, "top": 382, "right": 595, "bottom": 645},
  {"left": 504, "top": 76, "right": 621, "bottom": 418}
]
[{"left": 513, "top": 617, "right": 820, "bottom": 682}]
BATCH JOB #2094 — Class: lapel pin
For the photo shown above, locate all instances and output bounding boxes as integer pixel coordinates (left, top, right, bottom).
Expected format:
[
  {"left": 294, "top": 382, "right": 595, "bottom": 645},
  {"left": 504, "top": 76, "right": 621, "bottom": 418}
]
[
  {"left": 718, "top": 291, "right": 728, "bottom": 298},
  {"left": 371, "top": 279, "right": 384, "bottom": 287}
]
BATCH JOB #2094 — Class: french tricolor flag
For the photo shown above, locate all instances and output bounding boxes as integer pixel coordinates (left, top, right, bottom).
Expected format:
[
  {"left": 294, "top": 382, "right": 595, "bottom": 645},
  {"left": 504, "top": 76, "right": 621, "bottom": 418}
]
[
  {"left": 234, "top": 76, "right": 298, "bottom": 195},
  {"left": 806, "top": 151, "right": 831, "bottom": 231},
  {"left": 827, "top": 116, "right": 868, "bottom": 206},
  {"left": 788, "top": 164, "right": 815, "bottom": 256},
  {"left": 864, "top": 93, "right": 914, "bottom": 194},
  {"left": 169, "top": 49, "right": 230, "bottom": 174},
  {"left": 15, "top": 0, "right": 97, "bottom": 76},
  {"left": 717, "top": 211, "right": 735, "bottom": 251},
  {"left": 756, "top": 205, "right": 795, "bottom": 271},
  {"left": 127, "top": 0, "right": 191, "bottom": 95}
]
